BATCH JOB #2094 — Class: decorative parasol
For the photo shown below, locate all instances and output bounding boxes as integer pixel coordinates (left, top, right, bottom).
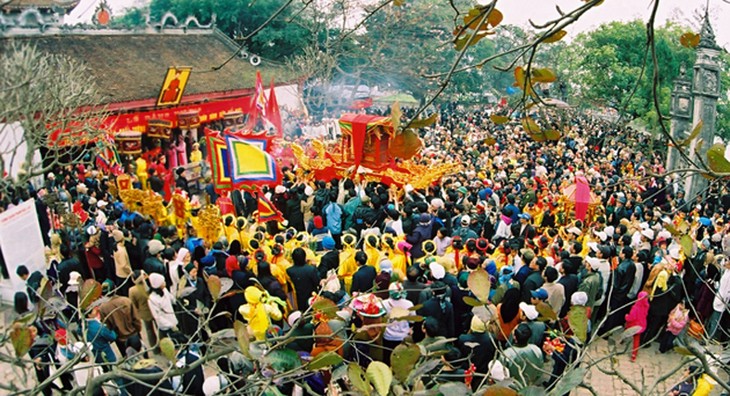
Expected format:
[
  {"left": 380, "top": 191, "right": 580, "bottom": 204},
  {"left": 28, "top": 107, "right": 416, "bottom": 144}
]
[{"left": 562, "top": 175, "right": 600, "bottom": 222}]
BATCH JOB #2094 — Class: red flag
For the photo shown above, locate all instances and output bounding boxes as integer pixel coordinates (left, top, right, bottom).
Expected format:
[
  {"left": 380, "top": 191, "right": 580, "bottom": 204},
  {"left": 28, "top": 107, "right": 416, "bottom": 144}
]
[
  {"left": 257, "top": 193, "right": 283, "bottom": 223},
  {"left": 72, "top": 201, "right": 89, "bottom": 224},
  {"left": 246, "top": 71, "right": 266, "bottom": 131},
  {"left": 266, "top": 79, "right": 283, "bottom": 138}
]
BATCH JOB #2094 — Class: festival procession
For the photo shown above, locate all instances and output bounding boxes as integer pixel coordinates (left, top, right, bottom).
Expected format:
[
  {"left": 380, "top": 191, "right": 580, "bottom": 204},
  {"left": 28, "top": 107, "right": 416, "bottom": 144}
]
[{"left": 2, "top": 0, "right": 730, "bottom": 395}]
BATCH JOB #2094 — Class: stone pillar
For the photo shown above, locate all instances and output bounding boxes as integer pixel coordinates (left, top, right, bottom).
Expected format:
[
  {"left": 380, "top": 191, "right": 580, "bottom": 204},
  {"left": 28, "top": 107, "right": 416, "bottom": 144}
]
[
  {"left": 686, "top": 12, "right": 721, "bottom": 200},
  {"left": 666, "top": 65, "right": 692, "bottom": 174}
]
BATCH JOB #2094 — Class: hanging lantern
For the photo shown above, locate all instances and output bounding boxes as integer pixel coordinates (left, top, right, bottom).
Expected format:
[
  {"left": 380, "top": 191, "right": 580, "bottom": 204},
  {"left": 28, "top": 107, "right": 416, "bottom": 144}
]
[
  {"left": 148, "top": 119, "right": 173, "bottom": 139},
  {"left": 177, "top": 110, "right": 201, "bottom": 141},
  {"left": 223, "top": 111, "right": 245, "bottom": 130},
  {"left": 115, "top": 131, "right": 142, "bottom": 155}
]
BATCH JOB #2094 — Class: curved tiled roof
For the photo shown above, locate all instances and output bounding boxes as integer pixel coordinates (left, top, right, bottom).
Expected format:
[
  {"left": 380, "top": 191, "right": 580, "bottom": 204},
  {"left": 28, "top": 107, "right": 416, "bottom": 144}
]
[{"left": 0, "top": 28, "right": 293, "bottom": 104}]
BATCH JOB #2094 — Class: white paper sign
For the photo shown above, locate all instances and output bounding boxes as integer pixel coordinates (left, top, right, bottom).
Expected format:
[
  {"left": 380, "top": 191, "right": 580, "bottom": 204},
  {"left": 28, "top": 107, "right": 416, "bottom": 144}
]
[{"left": 0, "top": 200, "right": 46, "bottom": 303}]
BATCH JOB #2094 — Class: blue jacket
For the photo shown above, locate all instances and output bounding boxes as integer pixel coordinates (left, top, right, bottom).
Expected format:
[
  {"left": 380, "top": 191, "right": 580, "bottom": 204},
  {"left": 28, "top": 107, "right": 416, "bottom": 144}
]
[
  {"left": 86, "top": 318, "right": 117, "bottom": 364},
  {"left": 324, "top": 202, "right": 343, "bottom": 234}
]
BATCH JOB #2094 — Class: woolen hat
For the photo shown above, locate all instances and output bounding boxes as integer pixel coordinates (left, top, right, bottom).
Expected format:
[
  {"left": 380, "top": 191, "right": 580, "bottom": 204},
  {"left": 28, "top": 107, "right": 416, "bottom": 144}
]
[
  {"left": 322, "top": 236, "right": 335, "bottom": 250},
  {"left": 148, "top": 239, "right": 164, "bottom": 256},
  {"left": 148, "top": 273, "right": 165, "bottom": 289},
  {"left": 68, "top": 271, "right": 82, "bottom": 286},
  {"left": 571, "top": 291, "right": 588, "bottom": 306}
]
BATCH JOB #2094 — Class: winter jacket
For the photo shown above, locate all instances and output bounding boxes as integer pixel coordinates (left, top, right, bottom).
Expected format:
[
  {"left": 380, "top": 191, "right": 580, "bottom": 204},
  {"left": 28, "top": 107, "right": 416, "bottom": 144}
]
[{"left": 148, "top": 288, "right": 178, "bottom": 331}]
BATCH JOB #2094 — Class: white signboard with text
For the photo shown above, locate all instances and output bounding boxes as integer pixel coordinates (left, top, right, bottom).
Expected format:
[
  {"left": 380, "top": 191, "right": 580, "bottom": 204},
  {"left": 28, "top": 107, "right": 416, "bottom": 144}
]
[{"left": 0, "top": 200, "right": 46, "bottom": 304}]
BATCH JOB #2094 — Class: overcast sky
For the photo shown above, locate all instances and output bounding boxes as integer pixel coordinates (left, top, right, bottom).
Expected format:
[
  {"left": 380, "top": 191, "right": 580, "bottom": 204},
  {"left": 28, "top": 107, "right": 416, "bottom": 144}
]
[{"left": 67, "top": 0, "right": 730, "bottom": 49}]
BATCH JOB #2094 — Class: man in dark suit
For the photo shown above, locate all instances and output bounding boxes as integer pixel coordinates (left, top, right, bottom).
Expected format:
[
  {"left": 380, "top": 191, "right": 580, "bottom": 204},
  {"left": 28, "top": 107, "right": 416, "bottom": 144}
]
[
  {"left": 510, "top": 213, "right": 537, "bottom": 249},
  {"left": 351, "top": 251, "right": 376, "bottom": 294}
]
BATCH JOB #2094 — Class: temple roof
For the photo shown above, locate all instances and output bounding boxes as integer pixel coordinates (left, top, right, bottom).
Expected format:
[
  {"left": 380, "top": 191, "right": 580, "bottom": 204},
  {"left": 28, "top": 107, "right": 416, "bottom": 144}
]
[
  {"left": 0, "top": 28, "right": 294, "bottom": 104},
  {"left": 1, "top": 0, "right": 79, "bottom": 11}
]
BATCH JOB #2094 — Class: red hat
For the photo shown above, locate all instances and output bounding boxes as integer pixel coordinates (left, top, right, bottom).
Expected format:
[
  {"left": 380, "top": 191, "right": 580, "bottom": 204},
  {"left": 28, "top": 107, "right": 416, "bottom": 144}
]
[
  {"left": 313, "top": 216, "right": 324, "bottom": 229},
  {"left": 54, "top": 329, "right": 67, "bottom": 346}
]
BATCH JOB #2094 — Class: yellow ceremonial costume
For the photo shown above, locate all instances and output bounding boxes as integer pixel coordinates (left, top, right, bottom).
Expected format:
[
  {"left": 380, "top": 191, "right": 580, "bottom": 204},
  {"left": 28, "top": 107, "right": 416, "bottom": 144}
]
[
  {"left": 338, "top": 234, "right": 358, "bottom": 293},
  {"left": 135, "top": 157, "right": 148, "bottom": 190},
  {"left": 190, "top": 143, "right": 202, "bottom": 163},
  {"left": 363, "top": 235, "right": 381, "bottom": 272},
  {"left": 238, "top": 286, "right": 284, "bottom": 340}
]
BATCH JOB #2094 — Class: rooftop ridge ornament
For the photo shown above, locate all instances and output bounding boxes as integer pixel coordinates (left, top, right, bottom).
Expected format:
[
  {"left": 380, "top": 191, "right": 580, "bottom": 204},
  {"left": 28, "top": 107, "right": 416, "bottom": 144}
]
[
  {"left": 698, "top": 5, "right": 719, "bottom": 50},
  {"left": 153, "top": 11, "right": 216, "bottom": 31},
  {"left": 92, "top": 0, "right": 111, "bottom": 27}
]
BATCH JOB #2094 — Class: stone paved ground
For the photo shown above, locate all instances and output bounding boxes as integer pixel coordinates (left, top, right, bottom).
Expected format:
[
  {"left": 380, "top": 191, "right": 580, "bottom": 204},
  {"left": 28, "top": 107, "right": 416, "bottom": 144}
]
[
  {"left": 574, "top": 338, "right": 728, "bottom": 396},
  {"left": 2, "top": 303, "right": 729, "bottom": 395}
]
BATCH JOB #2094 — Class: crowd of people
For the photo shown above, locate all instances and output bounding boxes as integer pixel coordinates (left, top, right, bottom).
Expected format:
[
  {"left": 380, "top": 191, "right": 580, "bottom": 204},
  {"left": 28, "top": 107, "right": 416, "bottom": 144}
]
[{"left": 4, "top": 104, "right": 730, "bottom": 395}]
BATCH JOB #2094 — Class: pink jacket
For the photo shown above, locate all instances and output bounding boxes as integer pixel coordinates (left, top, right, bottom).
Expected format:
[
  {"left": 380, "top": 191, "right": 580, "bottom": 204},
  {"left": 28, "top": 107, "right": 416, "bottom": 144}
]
[{"left": 625, "top": 291, "right": 650, "bottom": 333}]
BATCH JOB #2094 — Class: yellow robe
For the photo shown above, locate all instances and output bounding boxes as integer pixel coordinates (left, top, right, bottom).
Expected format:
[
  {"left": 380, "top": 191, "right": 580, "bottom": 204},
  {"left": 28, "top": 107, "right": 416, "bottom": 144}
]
[
  {"left": 364, "top": 244, "right": 381, "bottom": 272},
  {"left": 190, "top": 148, "right": 202, "bottom": 163},
  {"left": 225, "top": 225, "right": 241, "bottom": 245},
  {"left": 338, "top": 246, "right": 358, "bottom": 293},
  {"left": 135, "top": 157, "right": 148, "bottom": 190}
]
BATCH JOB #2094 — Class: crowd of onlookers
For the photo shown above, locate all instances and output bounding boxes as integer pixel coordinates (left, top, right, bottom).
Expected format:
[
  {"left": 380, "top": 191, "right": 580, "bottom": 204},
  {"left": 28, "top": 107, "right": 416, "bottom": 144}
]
[{"left": 4, "top": 104, "right": 730, "bottom": 395}]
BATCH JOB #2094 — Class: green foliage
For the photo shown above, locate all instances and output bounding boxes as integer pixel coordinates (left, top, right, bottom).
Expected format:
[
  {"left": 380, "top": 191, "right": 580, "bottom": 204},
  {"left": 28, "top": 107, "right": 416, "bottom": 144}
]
[
  {"left": 558, "top": 20, "right": 696, "bottom": 129},
  {"left": 147, "top": 0, "right": 312, "bottom": 59},
  {"left": 110, "top": 7, "right": 147, "bottom": 28}
]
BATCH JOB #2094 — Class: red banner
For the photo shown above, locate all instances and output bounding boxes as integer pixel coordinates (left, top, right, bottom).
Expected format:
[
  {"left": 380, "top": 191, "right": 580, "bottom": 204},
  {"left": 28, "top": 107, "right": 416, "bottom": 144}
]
[{"left": 104, "top": 96, "right": 254, "bottom": 134}]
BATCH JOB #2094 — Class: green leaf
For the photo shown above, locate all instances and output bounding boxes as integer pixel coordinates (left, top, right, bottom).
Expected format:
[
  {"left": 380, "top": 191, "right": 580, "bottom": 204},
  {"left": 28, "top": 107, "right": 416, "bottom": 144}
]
[
  {"left": 535, "top": 301, "right": 557, "bottom": 321},
  {"left": 406, "top": 359, "right": 440, "bottom": 384},
  {"left": 521, "top": 117, "right": 541, "bottom": 134},
  {"left": 551, "top": 367, "right": 587, "bottom": 396},
  {"left": 366, "top": 361, "right": 392, "bottom": 396},
  {"left": 313, "top": 297, "right": 340, "bottom": 320},
  {"left": 463, "top": 296, "right": 486, "bottom": 307},
  {"left": 349, "top": 363, "right": 372, "bottom": 396},
  {"left": 265, "top": 349, "right": 301, "bottom": 372},
  {"left": 622, "top": 325, "right": 643, "bottom": 339},
  {"left": 206, "top": 274, "right": 222, "bottom": 301},
  {"left": 467, "top": 268, "right": 490, "bottom": 302},
  {"left": 680, "top": 235, "right": 694, "bottom": 257},
  {"left": 391, "top": 101, "right": 402, "bottom": 132},
  {"left": 490, "top": 115, "right": 510, "bottom": 125},
  {"left": 707, "top": 143, "right": 730, "bottom": 173},
  {"left": 483, "top": 385, "right": 518, "bottom": 396},
  {"left": 567, "top": 305, "right": 588, "bottom": 342},
  {"left": 10, "top": 323, "right": 32, "bottom": 358},
  {"left": 543, "top": 30, "right": 567, "bottom": 43},
  {"left": 532, "top": 68, "right": 557, "bottom": 83},
  {"left": 159, "top": 337, "right": 176, "bottom": 361},
  {"left": 409, "top": 113, "right": 438, "bottom": 128},
  {"left": 678, "top": 120, "right": 703, "bottom": 147},
  {"left": 307, "top": 351, "right": 343, "bottom": 370},
  {"left": 439, "top": 382, "right": 469, "bottom": 395},
  {"left": 79, "top": 279, "right": 102, "bottom": 311},
  {"left": 400, "top": 315, "right": 424, "bottom": 322},
  {"left": 391, "top": 344, "right": 421, "bottom": 383},
  {"left": 233, "top": 320, "right": 251, "bottom": 358},
  {"left": 544, "top": 129, "right": 561, "bottom": 141},
  {"left": 520, "top": 386, "right": 548, "bottom": 396},
  {"left": 674, "top": 346, "right": 694, "bottom": 356}
]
